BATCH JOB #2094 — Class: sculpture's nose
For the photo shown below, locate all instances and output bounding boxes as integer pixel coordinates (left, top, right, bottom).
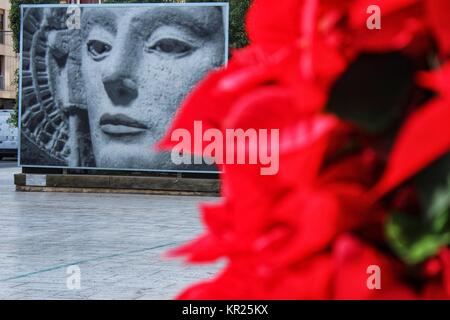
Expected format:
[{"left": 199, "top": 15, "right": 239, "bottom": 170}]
[{"left": 103, "top": 74, "right": 138, "bottom": 106}]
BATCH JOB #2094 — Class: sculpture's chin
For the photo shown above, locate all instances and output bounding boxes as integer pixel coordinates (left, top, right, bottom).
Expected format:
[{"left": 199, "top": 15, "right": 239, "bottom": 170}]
[{"left": 94, "top": 146, "right": 176, "bottom": 171}]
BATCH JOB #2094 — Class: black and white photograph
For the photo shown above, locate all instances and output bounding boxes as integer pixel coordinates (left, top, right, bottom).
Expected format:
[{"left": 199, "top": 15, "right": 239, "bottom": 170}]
[{"left": 19, "top": 3, "right": 228, "bottom": 172}]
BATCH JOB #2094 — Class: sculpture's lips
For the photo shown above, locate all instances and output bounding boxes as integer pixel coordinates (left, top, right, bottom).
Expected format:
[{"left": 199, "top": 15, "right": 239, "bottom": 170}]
[{"left": 99, "top": 113, "right": 148, "bottom": 136}]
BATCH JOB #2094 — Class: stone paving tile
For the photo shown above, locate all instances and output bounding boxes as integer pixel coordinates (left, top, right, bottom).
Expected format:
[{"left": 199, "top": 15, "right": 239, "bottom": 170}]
[{"left": 0, "top": 166, "right": 223, "bottom": 300}]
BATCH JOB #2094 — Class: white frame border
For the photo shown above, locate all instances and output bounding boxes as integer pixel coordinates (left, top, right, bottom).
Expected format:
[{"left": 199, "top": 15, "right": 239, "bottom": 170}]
[{"left": 18, "top": 2, "right": 229, "bottom": 174}]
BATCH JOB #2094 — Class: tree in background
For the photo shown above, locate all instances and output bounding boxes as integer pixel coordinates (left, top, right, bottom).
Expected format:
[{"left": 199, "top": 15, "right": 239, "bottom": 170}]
[{"left": 8, "top": 0, "right": 250, "bottom": 126}]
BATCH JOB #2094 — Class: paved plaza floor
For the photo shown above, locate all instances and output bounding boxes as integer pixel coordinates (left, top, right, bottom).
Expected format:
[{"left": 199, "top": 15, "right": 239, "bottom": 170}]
[{"left": 0, "top": 163, "right": 222, "bottom": 299}]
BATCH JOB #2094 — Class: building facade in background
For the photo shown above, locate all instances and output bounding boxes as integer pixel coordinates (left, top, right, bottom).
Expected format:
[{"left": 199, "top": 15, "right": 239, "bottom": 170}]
[{"left": 0, "top": 0, "right": 18, "bottom": 110}]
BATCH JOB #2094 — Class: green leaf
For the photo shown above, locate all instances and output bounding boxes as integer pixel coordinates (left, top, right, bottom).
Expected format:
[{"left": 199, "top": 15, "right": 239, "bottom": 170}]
[
  {"left": 415, "top": 152, "right": 450, "bottom": 219},
  {"left": 387, "top": 152, "right": 450, "bottom": 265},
  {"left": 327, "top": 53, "right": 415, "bottom": 134},
  {"left": 386, "top": 212, "right": 450, "bottom": 265}
]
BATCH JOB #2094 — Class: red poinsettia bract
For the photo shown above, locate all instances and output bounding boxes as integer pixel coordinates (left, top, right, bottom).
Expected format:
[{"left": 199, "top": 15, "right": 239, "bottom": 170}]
[{"left": 158, "top": 0, "right": 450, "bottom": 300}]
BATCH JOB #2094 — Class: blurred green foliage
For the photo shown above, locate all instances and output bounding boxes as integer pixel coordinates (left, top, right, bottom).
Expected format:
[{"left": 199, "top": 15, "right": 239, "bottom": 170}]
[{"left": 386, "top": 153, "right": 450, "bottom": 265}]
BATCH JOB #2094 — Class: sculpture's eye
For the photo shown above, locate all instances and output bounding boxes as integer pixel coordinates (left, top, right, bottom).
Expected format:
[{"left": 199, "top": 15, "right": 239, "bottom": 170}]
[
  {"left": 146, "top": 38, "right": 194, "bottom": 57},
  {"left": 87, "top": 40, "right": 112, "bottom": 61}
]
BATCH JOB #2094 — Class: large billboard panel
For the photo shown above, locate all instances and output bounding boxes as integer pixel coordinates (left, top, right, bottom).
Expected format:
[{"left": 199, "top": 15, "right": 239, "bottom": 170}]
[{"left": 19, "top": 3, "right": 228, "bottom": 172}]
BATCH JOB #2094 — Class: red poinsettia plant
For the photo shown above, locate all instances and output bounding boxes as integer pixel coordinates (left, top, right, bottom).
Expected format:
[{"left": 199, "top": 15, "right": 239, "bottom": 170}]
[{"left": 158, "top": 0, "right": 450, "bottom": 299}]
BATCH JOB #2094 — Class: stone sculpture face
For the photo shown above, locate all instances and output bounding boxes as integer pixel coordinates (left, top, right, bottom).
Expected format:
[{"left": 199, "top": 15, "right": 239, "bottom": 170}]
[{"left": 80, "top": 7, "right": 225, "bottom": 169}]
